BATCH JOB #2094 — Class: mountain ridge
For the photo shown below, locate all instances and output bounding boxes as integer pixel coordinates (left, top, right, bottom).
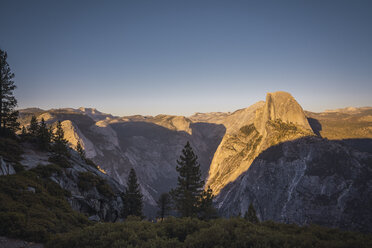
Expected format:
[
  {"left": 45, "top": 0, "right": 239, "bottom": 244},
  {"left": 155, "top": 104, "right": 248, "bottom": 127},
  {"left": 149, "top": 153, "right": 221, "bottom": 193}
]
[{"left": 17, "top": 92, "right": 372, "bottom": 223}]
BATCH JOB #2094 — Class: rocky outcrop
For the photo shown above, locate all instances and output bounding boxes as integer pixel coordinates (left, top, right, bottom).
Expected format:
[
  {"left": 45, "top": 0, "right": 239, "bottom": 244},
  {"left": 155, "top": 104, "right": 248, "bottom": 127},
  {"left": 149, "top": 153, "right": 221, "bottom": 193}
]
[
  {"left": 21, "top": 147, "right": 125, "bottom": 222},
  {"left": 0, "top": 157, "right": 16, "bottom": 176},
  {"left": 206, "top": 92, "right": 314, "bottom": 195},
  {"left": 255, "top": 91, "right": 312, "bottom": 135},
  {"left": 216, "top": 136, "right": 372, "bottom": 232}
]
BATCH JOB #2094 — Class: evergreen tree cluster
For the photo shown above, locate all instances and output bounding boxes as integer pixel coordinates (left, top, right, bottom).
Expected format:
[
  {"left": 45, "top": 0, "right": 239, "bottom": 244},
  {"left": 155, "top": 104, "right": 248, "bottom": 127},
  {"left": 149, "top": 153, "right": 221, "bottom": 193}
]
[
  {"left": 121, "top": 142, "right": 223, "bottom": 221},
  {"left": 21, "top": 116, "right": 70, "bottom": 159},
  {"left": 23, "top": 116, "right": 53, "bottom": 150},
  {"left": 125, "top": 141, "right": 257, "bottom": 222}
]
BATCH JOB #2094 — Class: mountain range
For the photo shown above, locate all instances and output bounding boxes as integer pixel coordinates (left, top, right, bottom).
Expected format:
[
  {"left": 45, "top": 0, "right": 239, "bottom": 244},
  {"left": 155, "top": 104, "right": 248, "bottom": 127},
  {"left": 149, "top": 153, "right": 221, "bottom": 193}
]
[{"left": 17, "top": 91, "right": 372, "bottom": 231}]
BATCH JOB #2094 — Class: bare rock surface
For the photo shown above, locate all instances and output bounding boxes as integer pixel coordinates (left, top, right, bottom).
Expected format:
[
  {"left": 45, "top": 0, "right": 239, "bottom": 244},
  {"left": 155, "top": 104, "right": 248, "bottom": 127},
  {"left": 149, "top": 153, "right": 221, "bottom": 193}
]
[
  {"left": 20, "top": 146, "right": 125, "bottom": 222},
  {"left": 216, "top": 136, "right": 372, "bottom": 232},
  {"left": 206, "top": 91, "right": 314, "bottom": 194},
  {"left": 0, "top": 157, "right": 15, "bottom": 176}
]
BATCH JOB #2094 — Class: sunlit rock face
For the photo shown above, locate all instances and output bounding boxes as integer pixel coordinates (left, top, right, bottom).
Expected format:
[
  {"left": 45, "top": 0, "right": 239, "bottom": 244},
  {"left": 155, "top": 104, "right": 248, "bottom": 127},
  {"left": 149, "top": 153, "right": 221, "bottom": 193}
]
[
  {"left": 205, "top": 91, "right": 314, "bottom": 195},
  {"left": 216, "top": 136, "right": 372, "bottom": 233},
  {"left": 254, "top": 91, "right": 312, "bottom": 135},
  {"left": 305, "top": 107, "right": 372, "bottom": 141}
]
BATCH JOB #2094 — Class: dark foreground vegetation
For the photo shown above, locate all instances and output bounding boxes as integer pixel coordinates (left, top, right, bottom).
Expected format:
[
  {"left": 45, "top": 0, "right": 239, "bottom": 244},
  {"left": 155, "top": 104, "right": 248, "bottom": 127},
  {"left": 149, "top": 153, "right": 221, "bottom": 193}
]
[
  {"left": 0, "top": 164, "right": 90, "bottom": 243},
  {"left": 48, "top": 217, "right": 372, "bottom": 248}
]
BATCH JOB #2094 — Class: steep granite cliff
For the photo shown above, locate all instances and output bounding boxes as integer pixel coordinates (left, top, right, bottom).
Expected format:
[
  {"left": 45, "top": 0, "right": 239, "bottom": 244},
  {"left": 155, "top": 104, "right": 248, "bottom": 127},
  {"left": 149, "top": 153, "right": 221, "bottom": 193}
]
[
  {"left": 216, "top": 136, "right": 372, "bottom": 232},
  {"left": 206, "top": 92, "right": 314, "bottom": 194}
]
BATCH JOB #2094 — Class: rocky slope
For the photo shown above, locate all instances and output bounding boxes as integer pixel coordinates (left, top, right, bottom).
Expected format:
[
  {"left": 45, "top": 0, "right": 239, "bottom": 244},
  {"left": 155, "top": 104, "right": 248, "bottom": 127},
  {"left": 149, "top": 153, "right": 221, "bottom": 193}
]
[
  {"left": 216, "top": 136, "right": 372, "bottom": 232},
  {"left": 19, "top": 143, "right": 125, "bottom": 222}
]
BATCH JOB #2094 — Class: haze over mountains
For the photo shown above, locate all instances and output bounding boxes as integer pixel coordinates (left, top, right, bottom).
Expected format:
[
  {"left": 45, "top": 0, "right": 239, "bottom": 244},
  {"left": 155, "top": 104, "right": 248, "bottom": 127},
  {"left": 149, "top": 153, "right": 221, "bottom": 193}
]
[{"left": 17, "top": 91, "right": 372, "bottom": 231}]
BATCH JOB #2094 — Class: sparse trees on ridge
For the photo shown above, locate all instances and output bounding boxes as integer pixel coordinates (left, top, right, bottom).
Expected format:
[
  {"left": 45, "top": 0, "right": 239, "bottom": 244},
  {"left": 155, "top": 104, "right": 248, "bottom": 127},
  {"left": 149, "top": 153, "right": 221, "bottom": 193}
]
[
  {"left": 76, "top": 140, "right": 86, "bottom": 159},
  {"left": 28, "top": 115, "right": 39, "bottom": 137},
  {"left": 52, "top": 120, "right": 70, "bottom": 158},
  {"left": 37, "top": 118, "right": 51, "bottom": 150}
]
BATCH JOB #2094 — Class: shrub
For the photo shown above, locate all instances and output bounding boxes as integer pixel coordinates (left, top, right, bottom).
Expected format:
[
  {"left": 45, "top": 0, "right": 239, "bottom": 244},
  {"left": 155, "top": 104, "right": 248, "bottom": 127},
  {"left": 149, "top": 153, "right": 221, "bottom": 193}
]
[
  {"left": 0, "top": 170, "right": 90, "bottom": 243},
  {"left": 240, "top": 124, "right": 257, "bottom": 136},
  {"left": 85, "top": 158, "right": 98, "bottom": 169},
  {"left": 48, "top": 218, "right": 372, "bottom": 248},
  {"left": 48, "top": 155, "right": 71, "bottom": 168},
  {"left": 0, "top": 137, "right": 23, "bottom": 162},
  {"left": 78, "top": 171, "right": 114, "bottom": 198},
  {"left": 30, "top": 164, "right": 63, "bottom": 178}
]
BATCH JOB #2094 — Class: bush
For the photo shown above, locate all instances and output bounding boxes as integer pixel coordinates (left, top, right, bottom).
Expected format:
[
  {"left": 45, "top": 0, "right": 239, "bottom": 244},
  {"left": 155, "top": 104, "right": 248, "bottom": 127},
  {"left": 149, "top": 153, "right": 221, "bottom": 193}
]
[
  {"left": 30, "top": 164, "right": 63, "bottom": 178},
  {"left": 0, "top": 137, "right": 23, "bottom": 162},
  {"left": 78, "top": 171, "right": 114, "bottom": 198},
  {"left": 0, "top": 170, "right": 90, "bottom": 243},
  {"left": 48, "top": 218, "right": 372, "bottom": 248},
  {"left": 48, "top": 155, "right": 71, "bottom": 168},
  {"left": 240, "top": 124, "right": 257, "bottom": 136},
  {"left": 85, "top": 158, "right": 98, "bottom": 169}
]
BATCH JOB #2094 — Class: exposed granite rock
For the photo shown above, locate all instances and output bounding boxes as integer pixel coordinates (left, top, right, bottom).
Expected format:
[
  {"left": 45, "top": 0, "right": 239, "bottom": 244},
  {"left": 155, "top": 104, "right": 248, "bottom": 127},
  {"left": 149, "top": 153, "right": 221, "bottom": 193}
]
[
  {"left": 21, "top": 148, "right": 125, "bottom": 222},
  {"left": 0, "top": 157, "right": 16, "bottom": 176},
  {"left": 255, "top": 91, "right": 311, "bottom": 135},
  {"left": 206, "top": 91, "right": 314, "bottom": 194},
  {"left": 216, "top": 136, "right": 372, "bottom": 232}
]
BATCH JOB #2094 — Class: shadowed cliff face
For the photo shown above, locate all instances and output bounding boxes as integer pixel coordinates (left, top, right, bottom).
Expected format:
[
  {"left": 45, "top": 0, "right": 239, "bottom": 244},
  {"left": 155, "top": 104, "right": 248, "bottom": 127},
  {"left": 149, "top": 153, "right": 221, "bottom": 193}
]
[
  {"left": 205, "top": 91, "right": 314, "bottom": 195},
  {"left": 215, "top": 136, "right": 372, "bottom": 233}
]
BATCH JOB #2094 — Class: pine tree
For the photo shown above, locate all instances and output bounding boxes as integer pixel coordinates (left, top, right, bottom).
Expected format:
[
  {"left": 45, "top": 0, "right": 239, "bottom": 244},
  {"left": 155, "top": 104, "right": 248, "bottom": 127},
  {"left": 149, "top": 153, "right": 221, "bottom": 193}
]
[
  {"left": 28, "top": 115, "right": 39, "bottom": 137},
  {"left": 122, "top": 168, "right": 143, "bottom": 218},
  {"left": 198, "top": 186, "right": 217, "bottom": 220},
  {"left": 0, "top": 49, "right": 19, "bottom": 135},
  {"left": 76, "top": 140, "right": 86, "bottom": 159},
  {"left": 37, "top": 118, "right": 51, "bottom": 150},
  {"left": 157, "top": 193, "right": 172, "bottom": 222},
  {"left": 21, "top": 126, "right": 27, "bottom": 136},
  {"left": 244, "top": 203, "right": 259, "bottom": 223},
  {"left": 52, "top": 121, "right": 69, "bottom": 157},
  {"left": 170, "top": 141, "right": 204, "bottom": 217}
]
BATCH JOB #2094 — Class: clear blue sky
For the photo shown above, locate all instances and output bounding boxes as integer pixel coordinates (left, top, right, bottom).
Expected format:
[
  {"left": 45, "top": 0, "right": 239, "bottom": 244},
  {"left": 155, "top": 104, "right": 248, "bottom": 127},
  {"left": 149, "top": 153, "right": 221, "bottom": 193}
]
[{"left": 1, "top": 0, "right": 371, "bottom": 116}]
